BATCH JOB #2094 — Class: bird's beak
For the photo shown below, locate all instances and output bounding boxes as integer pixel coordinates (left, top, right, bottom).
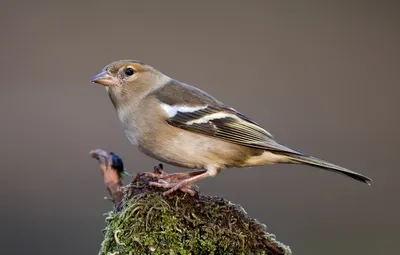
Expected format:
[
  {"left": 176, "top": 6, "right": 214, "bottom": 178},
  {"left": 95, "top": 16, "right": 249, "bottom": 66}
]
[{"left": 91, "top": 71, "right": 120, "bottom": 87}]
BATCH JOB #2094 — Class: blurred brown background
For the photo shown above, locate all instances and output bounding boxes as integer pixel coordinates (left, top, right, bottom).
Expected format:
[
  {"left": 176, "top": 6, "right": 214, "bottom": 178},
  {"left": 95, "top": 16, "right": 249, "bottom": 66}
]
[{"left": 1, "top": 1, "right": 399, "bottom": 254}]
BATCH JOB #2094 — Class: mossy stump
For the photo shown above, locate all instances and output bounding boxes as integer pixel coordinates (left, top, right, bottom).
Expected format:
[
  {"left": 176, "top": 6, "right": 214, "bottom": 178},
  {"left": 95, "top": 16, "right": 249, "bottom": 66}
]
[
  {"left": 99, "top": 176, "right": 291, "bottom": 255},
  {"left": 91, "top": 149, "right": 291, "bottom": 255}
]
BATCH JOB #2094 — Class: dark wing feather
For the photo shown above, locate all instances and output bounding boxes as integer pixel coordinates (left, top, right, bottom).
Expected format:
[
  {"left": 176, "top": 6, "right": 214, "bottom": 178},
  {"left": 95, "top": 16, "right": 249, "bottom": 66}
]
[
  {"left": 168, "top": 106, "right": 303, "bottom": 155},
  {"left": 152, "top": 80, "right": 303, "bottom": 155}
]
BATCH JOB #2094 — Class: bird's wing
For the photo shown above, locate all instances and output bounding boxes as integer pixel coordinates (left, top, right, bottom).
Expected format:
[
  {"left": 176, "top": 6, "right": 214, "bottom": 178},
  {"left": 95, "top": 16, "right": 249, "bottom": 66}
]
[{"left": 151, "top": 80, "right": 303, "bottom": 155}]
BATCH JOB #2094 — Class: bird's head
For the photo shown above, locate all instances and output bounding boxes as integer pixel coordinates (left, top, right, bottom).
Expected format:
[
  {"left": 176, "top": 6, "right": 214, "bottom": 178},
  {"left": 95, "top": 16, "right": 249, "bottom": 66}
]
[
  {"left": 91, "top": 60, "right": 158, "bottom": 87},
  {"left": 91, "top": 60, "right": 170, "bottom": 108}
]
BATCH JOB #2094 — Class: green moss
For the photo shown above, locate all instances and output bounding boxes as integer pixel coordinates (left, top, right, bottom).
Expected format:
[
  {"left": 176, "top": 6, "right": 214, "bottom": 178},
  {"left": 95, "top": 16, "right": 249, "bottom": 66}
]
[{"left": 99, "top": 181, "right": 291, "bottom": 255}]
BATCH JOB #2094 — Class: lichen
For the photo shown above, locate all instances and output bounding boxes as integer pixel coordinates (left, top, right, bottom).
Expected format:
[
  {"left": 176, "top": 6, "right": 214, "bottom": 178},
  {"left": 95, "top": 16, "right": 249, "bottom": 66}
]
[{"left": 98, "top": 181, "right": 291, "bottom": 255}]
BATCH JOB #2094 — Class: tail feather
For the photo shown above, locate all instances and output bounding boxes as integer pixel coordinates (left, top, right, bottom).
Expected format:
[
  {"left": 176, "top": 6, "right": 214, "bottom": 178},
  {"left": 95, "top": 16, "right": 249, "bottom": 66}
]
[{"left": 284, "top": 153, "right": 372, "bottom": 185}]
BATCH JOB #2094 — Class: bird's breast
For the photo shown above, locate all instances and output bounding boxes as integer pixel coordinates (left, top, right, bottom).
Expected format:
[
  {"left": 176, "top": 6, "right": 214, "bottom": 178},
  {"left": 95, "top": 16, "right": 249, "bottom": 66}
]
[
  {"left": 124, "top": 128, "right": 139, "bottom": 146},
  {"left": 116, "top": 106, "right": 141, "bottom": 146}
]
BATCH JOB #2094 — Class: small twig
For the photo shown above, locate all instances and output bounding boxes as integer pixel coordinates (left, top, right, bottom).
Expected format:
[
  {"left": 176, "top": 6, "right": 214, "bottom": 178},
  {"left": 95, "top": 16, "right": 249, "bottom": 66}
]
[{"left": 90, "top": 149, "right": 124, "bottom": 206}]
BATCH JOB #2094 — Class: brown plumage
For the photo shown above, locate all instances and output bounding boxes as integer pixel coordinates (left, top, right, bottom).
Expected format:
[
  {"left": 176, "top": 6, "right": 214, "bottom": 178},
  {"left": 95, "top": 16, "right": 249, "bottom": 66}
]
[{"left": 91, "top": 60, "right": 372, "bottom": 195}]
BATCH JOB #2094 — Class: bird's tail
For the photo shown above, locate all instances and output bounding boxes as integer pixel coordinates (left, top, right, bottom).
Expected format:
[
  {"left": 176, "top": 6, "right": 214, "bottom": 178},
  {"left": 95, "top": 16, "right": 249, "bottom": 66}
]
[{"left": 283, "top": 153, "right": 372, "bottom": 185}]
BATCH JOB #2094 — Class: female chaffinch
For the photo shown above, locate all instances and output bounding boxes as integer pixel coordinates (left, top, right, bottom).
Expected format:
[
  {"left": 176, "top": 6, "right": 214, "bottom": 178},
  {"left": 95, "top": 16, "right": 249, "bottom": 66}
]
[{"left": 91, "top": 60, "right": 371, "bottom": 195}]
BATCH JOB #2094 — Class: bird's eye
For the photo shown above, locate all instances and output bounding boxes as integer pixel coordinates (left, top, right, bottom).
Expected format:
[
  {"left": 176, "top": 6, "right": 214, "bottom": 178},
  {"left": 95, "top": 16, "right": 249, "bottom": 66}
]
[{"left": 125, "top": 67, "right": 135, "bottom": 76}]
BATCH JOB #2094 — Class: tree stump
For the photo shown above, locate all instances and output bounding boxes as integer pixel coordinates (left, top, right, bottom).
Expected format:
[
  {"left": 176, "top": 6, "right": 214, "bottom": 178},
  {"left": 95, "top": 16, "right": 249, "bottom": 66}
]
[{"left": 91, "top": 149, "right": 291, "bottom": 255}]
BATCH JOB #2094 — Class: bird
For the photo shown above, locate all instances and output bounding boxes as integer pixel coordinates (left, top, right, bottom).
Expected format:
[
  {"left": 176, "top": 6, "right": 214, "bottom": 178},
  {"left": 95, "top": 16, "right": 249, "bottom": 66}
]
[{"left": 91, "top": 60, "right": 372, "bottom": 195}]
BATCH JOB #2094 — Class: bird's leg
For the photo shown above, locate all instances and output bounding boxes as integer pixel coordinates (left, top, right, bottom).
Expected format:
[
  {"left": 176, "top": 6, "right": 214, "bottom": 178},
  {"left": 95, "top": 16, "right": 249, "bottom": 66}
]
[
  {"left": 157, "top": 166, "right": 220, "bottom": 196},
  {"left": 146, "top": 167, "right": 206, "bottom": 183},
  {"left": 154, "top": 179, "right": 197, "bottom": 197},
  {"left": 145, "top": 164, "right": 204, "bottom": 196},
  {"left": 159, "top": 170, "right": 207, "bottom": 183},
  {"left": 150, "top": 170, "right": 211, "bottom": 196}
]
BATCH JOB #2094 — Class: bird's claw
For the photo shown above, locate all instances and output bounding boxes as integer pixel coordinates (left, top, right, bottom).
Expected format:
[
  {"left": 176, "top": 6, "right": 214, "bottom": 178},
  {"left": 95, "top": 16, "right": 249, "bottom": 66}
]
[
  {"left": 159, "top": 180, "right": 198, "bottom": 197},
  {"left": 148, "top": 168, "right": 199, "bottom": 197},
  {"left": 148, "top": 179, "right": 198, "bottom": 196}
]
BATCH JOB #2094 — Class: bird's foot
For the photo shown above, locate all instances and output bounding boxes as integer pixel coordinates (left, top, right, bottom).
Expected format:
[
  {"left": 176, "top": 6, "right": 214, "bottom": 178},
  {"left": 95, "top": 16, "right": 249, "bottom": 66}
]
[
  {"left": 150, "top": 180, "right": 198, "bottom": 196},
  {"left": 146, "top": 165, "right": 206, "bottom": 196},
  {"left": 146, "top": 166, "right": 205, "bottom": 183},
  {"left": 148, "top": 169, "right": 209, "bottom": 196}
]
